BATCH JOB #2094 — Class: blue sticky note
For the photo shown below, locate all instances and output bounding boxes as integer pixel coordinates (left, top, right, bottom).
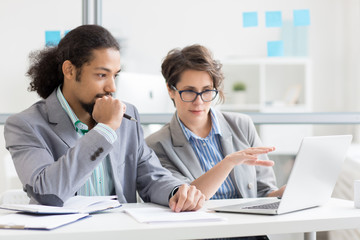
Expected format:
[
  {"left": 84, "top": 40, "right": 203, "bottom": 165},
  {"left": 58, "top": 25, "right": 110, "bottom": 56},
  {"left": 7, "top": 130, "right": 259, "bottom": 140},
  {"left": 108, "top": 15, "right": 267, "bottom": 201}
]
[
  {"left": 267, "top": 41, "right": 284, "bottom": 57},
  {"left": 293, "top": 9, "right": 310, "bottom": 26},
  {"left": 45, "top": 31, "right": 61, "bottom": 46},
  {"left": 266, "top": 11, "right": 282, "bottom": 27},
  {"left": 243, "top": 12, "right": 258, "bottom": 27}
]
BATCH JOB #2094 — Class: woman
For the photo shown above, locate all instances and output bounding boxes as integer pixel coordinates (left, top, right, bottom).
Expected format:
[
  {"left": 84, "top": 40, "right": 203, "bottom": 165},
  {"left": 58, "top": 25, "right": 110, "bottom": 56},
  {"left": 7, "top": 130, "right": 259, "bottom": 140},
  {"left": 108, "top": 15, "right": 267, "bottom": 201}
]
[{"left": 146, "top": 44, "right": 284, "bottom": 201}]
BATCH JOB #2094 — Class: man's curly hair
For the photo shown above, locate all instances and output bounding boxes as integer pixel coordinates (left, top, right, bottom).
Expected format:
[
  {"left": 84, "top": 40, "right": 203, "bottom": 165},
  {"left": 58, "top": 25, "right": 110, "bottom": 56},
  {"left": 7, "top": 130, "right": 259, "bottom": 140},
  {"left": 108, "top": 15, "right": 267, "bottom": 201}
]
[{"left": 27, "top": 25, "right": 120, "bottom": 99}]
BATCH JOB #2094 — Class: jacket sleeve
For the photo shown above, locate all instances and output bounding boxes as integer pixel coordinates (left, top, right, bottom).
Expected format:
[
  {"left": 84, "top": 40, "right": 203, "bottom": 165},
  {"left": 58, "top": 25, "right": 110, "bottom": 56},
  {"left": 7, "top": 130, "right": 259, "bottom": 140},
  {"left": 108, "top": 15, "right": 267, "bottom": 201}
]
[
  {"left": 4, "top": 114, "right": 114, "bottom": 206},
  {"left": 146, "top": 132, "right": 193, "bottom": 184},
  {"left": 132, "top": 110, "right": 184, "bottom": 206}
]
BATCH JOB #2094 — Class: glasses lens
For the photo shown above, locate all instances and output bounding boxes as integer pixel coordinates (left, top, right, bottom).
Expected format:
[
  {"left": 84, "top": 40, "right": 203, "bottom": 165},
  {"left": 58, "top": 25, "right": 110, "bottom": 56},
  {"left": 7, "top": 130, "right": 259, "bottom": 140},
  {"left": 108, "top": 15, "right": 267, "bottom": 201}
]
[
  {"left": 201, "top": 90, "right": 218, "bottom": 102},
  {"left": 181, "top": 91, "right": 197, "bottom": 102}
]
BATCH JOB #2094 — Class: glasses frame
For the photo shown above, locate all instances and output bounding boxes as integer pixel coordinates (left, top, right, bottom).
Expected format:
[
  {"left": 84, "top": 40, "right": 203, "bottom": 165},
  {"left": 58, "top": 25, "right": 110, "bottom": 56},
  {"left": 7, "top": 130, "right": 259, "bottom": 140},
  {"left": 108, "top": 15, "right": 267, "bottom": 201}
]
[{"left": 171, "top": 86, "right": 218, "bottom": 102}]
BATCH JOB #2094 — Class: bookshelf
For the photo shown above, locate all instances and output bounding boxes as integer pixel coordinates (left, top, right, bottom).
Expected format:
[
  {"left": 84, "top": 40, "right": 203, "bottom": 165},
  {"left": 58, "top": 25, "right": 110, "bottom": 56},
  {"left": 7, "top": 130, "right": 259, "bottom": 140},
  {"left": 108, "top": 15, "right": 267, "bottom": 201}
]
[{"left": 217, "top": 57, "right": 313, "bottom": 155}]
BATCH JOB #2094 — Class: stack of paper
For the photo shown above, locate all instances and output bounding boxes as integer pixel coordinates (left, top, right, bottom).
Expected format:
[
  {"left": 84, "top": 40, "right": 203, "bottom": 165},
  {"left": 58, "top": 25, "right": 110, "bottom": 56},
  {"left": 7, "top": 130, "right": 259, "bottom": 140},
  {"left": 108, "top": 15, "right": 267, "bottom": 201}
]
[
  {"left": 125, "top": 207, "right": 227, "bottom": 224},
  {"left": 0, "top": 213, "right": 89, "bottom": 230},
  {"left": 0, "top": 195, "right": 121, "bottom": 214},
  {"left": 0, "top": 195, "right": 121, "bottom": 230}
]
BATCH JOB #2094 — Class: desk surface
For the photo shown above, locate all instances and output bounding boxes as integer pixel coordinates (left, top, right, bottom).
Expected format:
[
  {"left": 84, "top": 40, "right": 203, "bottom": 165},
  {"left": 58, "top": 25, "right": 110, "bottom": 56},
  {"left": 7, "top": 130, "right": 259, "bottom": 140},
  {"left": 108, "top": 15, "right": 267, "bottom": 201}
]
[{"left": 1, "top": 198, "right": 360, "bottom": 240}]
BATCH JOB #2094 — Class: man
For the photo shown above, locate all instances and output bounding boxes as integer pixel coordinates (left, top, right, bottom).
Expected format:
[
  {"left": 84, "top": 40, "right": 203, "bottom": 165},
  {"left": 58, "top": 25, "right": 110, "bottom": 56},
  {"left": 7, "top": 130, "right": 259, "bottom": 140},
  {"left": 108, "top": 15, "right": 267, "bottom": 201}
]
[{"left": 4, "top": 25, "right": 205, "bottom": 212}]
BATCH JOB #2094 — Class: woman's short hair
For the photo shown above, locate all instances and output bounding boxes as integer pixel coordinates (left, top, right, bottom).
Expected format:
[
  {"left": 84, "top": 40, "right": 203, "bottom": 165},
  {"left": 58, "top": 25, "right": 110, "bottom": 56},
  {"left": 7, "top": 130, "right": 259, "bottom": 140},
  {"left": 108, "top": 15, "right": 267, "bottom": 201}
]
[{"left": 161, "top": 44, "right": 225, "bottom": 103}]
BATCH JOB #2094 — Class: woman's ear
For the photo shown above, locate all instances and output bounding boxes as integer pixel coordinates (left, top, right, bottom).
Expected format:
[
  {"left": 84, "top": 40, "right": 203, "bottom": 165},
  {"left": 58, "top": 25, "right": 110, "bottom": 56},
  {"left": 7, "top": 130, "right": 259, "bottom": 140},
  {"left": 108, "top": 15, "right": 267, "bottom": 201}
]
[
  {"left": 167, "top": 84, "right": 176, "bottom": 100},
  {"left": 62, "top": 60, "right": 75, "bottom": 80}
]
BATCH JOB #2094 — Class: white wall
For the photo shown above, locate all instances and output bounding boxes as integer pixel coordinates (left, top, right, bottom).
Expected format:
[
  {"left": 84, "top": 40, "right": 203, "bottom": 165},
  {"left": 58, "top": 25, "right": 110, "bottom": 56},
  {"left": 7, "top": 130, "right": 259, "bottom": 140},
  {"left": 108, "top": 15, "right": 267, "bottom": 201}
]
[
  {"left": 0, "top": 0, "right": 82, "bottom": 113},
  {"left": 101, "top": 0, "right": 359, "bottom": 112}
]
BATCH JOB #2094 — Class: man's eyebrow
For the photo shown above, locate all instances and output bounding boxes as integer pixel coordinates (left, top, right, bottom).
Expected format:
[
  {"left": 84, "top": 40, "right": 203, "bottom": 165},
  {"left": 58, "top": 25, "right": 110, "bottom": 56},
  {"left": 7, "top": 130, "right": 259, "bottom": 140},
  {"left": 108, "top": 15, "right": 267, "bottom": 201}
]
[
  {"left": 94, "top": 67, "right": 121, "bottom": 73},
  {"left": 95, "top": 67, "right": 111, "bottom": 72}
]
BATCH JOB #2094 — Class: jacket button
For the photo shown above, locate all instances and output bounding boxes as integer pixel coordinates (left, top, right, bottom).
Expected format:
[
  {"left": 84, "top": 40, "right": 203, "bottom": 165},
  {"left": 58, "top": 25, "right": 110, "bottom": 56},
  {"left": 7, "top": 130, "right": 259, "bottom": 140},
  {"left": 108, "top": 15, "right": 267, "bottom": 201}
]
[
  {"left": 98, "top": 147, "right": 104, "bottom": 153},
  {"left": 248, "top": 183, "right": 253, "bottom": 189},
  {"left": 91, "top": 155, "right": 96, "bottom": 161}
]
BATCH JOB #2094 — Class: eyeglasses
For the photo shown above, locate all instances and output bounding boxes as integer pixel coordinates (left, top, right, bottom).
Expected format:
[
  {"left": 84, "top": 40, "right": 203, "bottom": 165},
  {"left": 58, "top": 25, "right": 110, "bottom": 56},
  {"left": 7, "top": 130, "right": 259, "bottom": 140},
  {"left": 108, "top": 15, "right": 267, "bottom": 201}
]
[{"left": 171, "top": 86, "right": 218, "bottom": 102}]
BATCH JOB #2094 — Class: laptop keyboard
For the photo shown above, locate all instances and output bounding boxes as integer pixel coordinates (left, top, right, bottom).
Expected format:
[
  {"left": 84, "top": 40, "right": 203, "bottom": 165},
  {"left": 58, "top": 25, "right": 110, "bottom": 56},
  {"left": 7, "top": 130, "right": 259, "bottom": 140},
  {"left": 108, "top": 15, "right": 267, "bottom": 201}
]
[{"left": 243, "top": 201, "right": 280, "bottom": 209}]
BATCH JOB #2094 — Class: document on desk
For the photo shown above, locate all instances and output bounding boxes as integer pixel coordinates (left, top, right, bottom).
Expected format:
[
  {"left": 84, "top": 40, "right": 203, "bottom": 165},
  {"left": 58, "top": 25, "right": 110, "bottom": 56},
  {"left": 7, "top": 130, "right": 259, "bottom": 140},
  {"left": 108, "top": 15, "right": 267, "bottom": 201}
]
[
  {"left": 125, "top": 207, "right": 226, "bottom": 224},
  {"left": 0, "top": 195, "right": 121, "bottom": 214},
  {"left": 0, "top": 212, "right": 89, "bottom": 230}
]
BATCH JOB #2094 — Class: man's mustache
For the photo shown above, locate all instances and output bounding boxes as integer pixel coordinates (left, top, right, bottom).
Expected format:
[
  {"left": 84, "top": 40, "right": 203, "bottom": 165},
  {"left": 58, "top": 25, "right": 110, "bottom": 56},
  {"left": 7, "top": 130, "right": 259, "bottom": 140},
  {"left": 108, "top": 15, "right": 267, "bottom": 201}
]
[{"left": 95, "top": 92, "right": 113, "bottom": 98}]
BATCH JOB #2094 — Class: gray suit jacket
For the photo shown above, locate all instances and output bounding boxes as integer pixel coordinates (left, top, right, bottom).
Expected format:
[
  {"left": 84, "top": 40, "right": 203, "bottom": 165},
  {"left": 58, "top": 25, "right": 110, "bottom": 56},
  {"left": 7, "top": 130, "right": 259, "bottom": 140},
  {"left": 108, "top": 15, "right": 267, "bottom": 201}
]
[
  {"left": 4, "top": 90, "right": 183, "bottom": 206},
  {"left": 146, "top": 109, "right": 277, "bottom": 198}
]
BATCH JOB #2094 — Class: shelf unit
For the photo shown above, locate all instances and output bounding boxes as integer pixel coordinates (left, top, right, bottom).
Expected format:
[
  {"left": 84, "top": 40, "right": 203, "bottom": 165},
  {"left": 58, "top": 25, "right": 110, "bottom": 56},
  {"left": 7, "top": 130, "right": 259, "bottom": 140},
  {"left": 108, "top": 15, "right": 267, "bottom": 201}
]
[{"left": 217, "top": 57, "right": 313, "bottom": 155}]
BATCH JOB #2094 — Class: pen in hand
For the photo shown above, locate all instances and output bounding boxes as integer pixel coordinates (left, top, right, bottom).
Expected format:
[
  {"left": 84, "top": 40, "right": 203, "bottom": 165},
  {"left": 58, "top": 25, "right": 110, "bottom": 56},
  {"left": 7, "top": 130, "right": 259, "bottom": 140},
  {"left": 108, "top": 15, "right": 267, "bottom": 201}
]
[{"left": 124, "top": 113, "right": 137, "bottom": 122}]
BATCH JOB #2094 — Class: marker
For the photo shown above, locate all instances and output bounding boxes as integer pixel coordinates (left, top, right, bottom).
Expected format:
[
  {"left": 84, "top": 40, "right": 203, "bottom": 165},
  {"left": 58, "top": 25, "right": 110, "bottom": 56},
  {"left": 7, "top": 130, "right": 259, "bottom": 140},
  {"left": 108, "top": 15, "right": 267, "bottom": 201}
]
[{"left": 124, "top": 113, "right": 137, "bottom": 122}]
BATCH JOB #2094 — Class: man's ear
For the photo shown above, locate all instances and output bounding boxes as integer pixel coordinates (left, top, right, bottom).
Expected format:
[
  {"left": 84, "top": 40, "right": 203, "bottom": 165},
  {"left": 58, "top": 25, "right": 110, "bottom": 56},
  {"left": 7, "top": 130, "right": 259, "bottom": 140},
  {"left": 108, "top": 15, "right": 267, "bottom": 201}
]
[{"left": 62, "top": 60, "right": 76, "bottom": 80}]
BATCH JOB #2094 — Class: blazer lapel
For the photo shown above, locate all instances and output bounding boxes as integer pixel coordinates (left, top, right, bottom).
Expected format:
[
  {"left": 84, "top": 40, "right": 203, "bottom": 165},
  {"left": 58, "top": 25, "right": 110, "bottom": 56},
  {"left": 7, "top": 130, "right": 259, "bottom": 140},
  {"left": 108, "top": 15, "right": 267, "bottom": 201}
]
[
  {"left": 108, "top": 140, "right": 126, "bottom": 203},
  {"left": 170, "top": 114, "right": 204, "bottom": 180},
  {"left": 216, "top": 109, "right": 253, "bottom": 198},
  {"left": 46, "top": 90, "right": 80, "bottom": 148}
]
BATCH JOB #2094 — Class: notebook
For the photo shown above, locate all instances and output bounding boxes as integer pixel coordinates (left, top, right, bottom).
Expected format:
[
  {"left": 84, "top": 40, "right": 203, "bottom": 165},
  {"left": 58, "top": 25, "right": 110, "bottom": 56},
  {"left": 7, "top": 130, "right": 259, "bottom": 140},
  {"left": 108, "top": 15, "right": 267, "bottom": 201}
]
[
  {"left": 0, "top": 195, "right": 121, "bottom": 214},
  {"left": 211, "top": 135, "right": 352, "bottom": 215},
  {"left": 0, "top": 213, "right": 89, "bottom": 230}
]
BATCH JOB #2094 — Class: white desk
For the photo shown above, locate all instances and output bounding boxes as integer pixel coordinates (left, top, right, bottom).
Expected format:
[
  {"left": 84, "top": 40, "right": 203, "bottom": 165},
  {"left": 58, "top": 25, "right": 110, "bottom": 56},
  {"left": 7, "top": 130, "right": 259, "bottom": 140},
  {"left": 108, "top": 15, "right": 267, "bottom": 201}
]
[{"left": 1, "top": 198, "right": 360, "bottom": 240}]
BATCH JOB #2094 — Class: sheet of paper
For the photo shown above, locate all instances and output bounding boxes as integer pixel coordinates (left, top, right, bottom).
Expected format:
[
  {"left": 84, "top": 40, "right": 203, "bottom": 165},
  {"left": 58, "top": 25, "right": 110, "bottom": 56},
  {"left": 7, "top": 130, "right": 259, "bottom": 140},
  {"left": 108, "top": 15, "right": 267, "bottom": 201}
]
[
  {"left": 293, "top": 9, "right": 310, "bottom": 26},
  {"left": 125, "top": 207, "right": 226, "bottom": 224},
  {"left": 0, "top": 195, "right": 121, "bottom": 214},
  {"left": 0, "top": 204, "right": 79, "bottom": 214},
  {"left": 243, "top": 12, "right": 258, "bottom": 27},
  {"left": 63, "top": 195, "right": 120, "bottom": 213},
  {"left": 45, "top": 30, "right": 61, "bottom": 46},
  {"left": 267, "top": 40, "right": 284, "bottom": 57},
  {"left": 0, "top": 213, "right": 89, "bottom": 230},
  {"left": 265, "top": 11, "right": 282, "bottom": 27}
]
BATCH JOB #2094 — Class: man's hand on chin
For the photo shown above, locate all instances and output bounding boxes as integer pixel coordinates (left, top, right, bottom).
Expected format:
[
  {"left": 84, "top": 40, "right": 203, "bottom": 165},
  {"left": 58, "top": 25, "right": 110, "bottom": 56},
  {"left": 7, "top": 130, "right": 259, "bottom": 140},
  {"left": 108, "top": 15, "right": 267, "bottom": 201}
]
[{"left": 169, "top": 184, "right": 206, "bottom": 212}]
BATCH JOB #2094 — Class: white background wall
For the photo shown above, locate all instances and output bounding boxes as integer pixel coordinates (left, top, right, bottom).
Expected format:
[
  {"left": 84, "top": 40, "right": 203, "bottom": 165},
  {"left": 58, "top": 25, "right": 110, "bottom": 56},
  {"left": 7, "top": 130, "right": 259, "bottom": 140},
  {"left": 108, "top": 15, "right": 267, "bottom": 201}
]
[
  {"left": 101, "top": 0, "right": 360, "bottom": 112},
  {"left": 0, "top": 0, "right": 359, "bottom": 193}
]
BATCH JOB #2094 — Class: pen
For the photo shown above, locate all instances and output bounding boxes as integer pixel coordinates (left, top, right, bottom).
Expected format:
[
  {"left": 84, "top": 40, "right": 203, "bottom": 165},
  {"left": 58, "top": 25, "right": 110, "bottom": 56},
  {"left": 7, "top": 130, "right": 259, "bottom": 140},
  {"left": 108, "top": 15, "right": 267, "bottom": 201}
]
[{"left": 124, "top": 113, "right": 137, "bottom": 122}]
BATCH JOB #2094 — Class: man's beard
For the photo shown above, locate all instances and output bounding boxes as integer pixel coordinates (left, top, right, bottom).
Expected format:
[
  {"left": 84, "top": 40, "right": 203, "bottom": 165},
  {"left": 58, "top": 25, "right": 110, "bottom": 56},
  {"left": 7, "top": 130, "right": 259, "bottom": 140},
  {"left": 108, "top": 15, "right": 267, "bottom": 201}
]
[
  {"left": 80, "top": 93, "right": 113, "bottom": 117},
  {"left": 81, "top": 101, "right": 95, "bottom": 116}
]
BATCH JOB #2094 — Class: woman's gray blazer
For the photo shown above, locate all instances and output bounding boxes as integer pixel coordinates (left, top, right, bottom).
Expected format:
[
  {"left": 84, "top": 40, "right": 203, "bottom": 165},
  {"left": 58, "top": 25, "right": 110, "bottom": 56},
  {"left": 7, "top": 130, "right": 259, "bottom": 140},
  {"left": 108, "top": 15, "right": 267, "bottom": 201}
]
[{"left": 146, "top": 109, "right": 278, "bottom": 198}]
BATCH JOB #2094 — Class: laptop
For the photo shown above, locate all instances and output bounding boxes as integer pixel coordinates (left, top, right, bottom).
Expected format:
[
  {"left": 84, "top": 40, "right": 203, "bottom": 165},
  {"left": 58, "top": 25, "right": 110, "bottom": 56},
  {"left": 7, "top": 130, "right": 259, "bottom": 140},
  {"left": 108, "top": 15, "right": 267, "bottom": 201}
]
[
  {"left": 115, "top": 72, "right": 173, "bottom": 113},
  {"left": 211, "top": 135, "right": 352, "bottom": 215}
]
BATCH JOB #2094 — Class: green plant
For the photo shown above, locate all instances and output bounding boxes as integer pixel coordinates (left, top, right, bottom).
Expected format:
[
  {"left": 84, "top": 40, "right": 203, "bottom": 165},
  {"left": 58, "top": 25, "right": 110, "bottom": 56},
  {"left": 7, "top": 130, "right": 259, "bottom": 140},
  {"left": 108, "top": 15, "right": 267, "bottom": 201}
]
[{"left": 232, "top": 82, "right": 246, "bottom": 91}]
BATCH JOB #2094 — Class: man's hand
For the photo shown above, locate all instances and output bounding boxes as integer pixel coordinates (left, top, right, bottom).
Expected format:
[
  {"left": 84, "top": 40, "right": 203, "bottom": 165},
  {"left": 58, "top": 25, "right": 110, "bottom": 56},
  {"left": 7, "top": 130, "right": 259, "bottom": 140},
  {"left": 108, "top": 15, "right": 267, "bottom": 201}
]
[
  {"left": 92, "top": 96, "right": 126, "bottom": 130},
  {"left": 169, "top": 184, "right": 205, "bottom": 212}
]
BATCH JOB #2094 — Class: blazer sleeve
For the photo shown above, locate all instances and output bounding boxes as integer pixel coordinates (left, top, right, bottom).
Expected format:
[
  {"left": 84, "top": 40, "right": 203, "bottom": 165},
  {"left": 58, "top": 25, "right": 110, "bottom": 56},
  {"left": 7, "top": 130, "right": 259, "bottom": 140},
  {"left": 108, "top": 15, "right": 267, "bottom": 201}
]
[
  {"left": 133, "top": 111, "right": 184, "bottom": 206},
  {"left": 145, "top": 128, "right": 193, "bottom": 184},
  {"left": 4, "top": 114, "right": 114, "bottom": 206}
]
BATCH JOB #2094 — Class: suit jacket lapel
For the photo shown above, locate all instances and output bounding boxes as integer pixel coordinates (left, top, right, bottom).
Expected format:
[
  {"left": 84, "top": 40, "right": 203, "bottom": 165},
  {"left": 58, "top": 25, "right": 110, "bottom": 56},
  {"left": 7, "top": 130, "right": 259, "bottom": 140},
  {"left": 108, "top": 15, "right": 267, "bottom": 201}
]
[
  {"left": 216, "top": 109, "right": 252, "bottom": 198},
  {"left": 169, "top": 114, "right": 204, "bottom": 180},
  {"left": 108, "top": 138, "right": 126, "bottom": 203},
  {"left": 46, "top": 90, "right": 80, "bottom": 148}
]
